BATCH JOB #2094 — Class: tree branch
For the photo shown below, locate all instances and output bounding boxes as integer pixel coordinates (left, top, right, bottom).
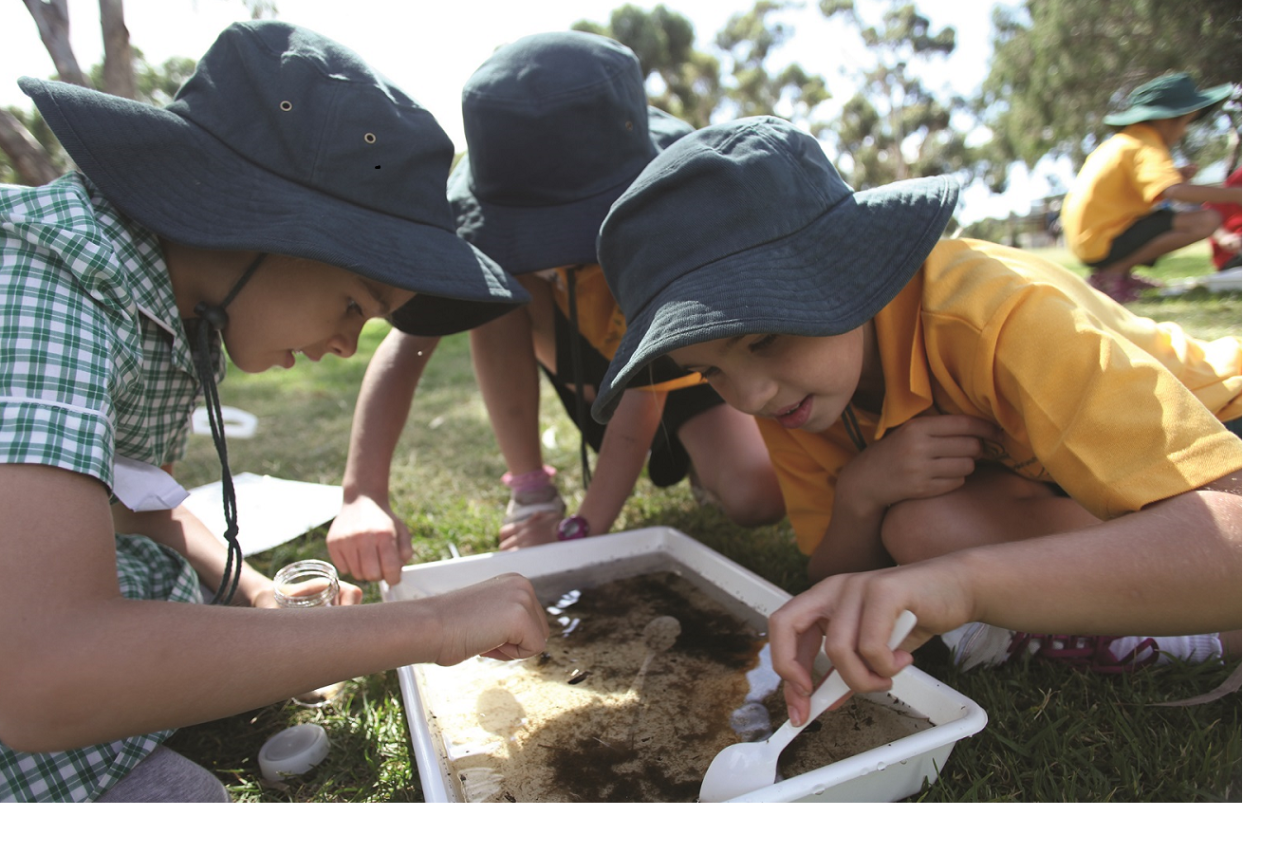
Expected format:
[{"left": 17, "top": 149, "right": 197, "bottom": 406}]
[
  {"left": 21, "top": 0, "right": 89, "bottom": 89},
  {"left": 98, "top": 0, "right": 137, "bottom": 99},
  {"left": 0, "top": 110, "right": 61, "bottom": 186}
]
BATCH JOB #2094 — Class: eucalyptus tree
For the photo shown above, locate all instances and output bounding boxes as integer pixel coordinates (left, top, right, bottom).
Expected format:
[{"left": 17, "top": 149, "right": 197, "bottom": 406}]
[
  {"left": 3, "top": 0, "right": 272, "bottom": 185},
  {"left": 815, "top": 0, "right": 973, "bottom": 190},
  {"left": 980, "top": 0, "right": 1242, "bottom": 179}
]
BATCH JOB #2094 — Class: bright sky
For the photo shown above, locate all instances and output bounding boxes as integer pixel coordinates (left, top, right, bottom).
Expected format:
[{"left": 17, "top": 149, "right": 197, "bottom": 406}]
[{"left": 1, "top": 0, "right": 1074, "bottom": 223}]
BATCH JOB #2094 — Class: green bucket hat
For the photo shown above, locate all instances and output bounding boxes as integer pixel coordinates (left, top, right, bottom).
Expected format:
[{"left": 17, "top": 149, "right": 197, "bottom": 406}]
[
  {"left": 1103, "top": 72, "right": 1234, "bottom": 127},
  {"left": 447, "top": 31, "right": 693, "bottom": 274},
  {"left": 19, "top": 20, "right": 527, "bottom": 336},
  {"left": 591, "top": 115, "right": 958, "bottom": 423}
]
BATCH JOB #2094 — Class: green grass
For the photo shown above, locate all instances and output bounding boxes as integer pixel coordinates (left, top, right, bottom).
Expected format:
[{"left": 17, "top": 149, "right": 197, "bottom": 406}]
[{"left": 167, "top": 242, "right": 1241, "bottom": 802}]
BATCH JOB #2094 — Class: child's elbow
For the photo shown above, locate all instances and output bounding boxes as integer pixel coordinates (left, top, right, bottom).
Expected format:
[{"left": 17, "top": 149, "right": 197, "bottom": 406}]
[{"left": 0, "top": 659, "right": 85, "bottom": 753}]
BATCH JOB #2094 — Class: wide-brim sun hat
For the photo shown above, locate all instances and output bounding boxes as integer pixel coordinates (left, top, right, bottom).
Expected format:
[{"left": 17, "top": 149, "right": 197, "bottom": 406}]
[
  {"left": 1103, "top": 72, "right": 1235, "bottom": 127},
  {"left": 447, "top": 31, "right": 694, "bottom": 274},
  {"left": 19, "top": 20, "right": 527, "bottom": 337},
  {"left": 591, "top": 115, "right": 959, "bottom": 423}
]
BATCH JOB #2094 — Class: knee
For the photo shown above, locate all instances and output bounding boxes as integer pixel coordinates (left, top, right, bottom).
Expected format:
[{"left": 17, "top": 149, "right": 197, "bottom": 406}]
[
  {"left": 1186, "top": 209, "right": 1222, "bottom": 239},
  {"left": 881, "top": 496, "right": 958, "bottom": 565},
  {"left": 714, "top": 469, "right": 785, "bottom": 528},
  {"left": 880, "top": 484, "right": 1013, "bottom": 564}
]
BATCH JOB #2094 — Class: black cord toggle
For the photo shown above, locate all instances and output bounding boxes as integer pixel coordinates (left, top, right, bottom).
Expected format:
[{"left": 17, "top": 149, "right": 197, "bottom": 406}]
[{"left": 193, "top": 302, "right": 229, "bottom": 331}]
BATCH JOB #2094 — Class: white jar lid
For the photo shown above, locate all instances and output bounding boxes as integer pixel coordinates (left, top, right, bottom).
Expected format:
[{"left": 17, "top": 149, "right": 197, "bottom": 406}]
[{"left": 258, "top": 723, "right": 330, "bottom": 783}]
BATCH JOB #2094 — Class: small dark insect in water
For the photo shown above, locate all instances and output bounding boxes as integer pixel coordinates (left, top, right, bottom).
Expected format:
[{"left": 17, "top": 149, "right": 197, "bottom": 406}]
[
  {"left": 567, "top": 669, "right": 591, "bottom": 685},
  {"left": 537, "top": 652, "right": 552, "bottom": 666}
]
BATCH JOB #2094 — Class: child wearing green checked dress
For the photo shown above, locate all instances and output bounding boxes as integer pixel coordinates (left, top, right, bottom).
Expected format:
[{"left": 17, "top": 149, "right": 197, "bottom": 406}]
[{"left": 0, "top": 21, "right": 548, "bottom": 802}]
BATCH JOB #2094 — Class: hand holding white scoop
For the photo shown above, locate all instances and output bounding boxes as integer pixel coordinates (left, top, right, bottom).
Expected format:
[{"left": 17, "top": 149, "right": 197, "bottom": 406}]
[{"left": 699, "top": 609, "right": 918, "bottom": 803}]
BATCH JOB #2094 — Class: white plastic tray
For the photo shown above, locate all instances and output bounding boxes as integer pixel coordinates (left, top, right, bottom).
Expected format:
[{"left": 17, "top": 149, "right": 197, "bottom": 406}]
[{"left": 382, "top": 526, "right": 987, "bottom": 802}]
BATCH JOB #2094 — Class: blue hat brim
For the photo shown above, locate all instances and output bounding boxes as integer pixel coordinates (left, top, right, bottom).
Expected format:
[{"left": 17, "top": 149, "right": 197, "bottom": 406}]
[
  {"left": 590, "top": 175, "right": 958, "bottom": 422},
  {"left": 21, "top": 77, "right": 527, "bottom": 334}
]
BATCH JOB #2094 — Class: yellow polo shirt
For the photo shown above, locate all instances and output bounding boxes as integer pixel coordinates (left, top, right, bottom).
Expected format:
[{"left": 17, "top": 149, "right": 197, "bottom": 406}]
[
  {"left": 547, "top": 263, "right": 701, "bottom": 394},
  {"left": 757, "top": 239, "right": 1243, "bottom": 555},
  {"left": 1060, "top": 124, "right": 1184, "bottom": 263}
]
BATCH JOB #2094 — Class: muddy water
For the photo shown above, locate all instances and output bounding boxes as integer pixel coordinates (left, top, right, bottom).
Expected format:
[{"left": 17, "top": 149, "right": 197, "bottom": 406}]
[{"left": 415, "top": 568, "right": 930, "bottom": 802}]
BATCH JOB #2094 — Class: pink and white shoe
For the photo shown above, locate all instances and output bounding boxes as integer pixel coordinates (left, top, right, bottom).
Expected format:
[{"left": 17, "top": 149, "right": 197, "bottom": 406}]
[{"left": 943, "top": 623, "right": 1222, "bottom": 674}]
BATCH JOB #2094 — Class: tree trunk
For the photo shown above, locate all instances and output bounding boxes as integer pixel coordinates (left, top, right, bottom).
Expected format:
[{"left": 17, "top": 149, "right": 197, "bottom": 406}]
[
  {"left": 0, "top": 110, "right": 61, "bottom": 186},
  {"left": 21, "top": 0, "right": 89, "bottom": 89},
  {"left": 98, "top": 0, "right": 137, "bottom": 100}
]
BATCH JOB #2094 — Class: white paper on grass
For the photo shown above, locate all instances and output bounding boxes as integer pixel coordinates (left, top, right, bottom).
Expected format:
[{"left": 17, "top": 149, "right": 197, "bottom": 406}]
[{"left": 181, "top": 472, "right": 343, "bottom": 556}]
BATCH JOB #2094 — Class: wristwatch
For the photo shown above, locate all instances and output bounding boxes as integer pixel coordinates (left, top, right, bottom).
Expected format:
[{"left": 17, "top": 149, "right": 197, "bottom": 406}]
[{"left": 557, "top": 514, "right": 590, "bottom": 541}]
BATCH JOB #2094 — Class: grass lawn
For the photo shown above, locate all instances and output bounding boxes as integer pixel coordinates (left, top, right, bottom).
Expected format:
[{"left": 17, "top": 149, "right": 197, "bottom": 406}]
[{"left": 166, "top": 240, "right": 1241, "bottom": 803}]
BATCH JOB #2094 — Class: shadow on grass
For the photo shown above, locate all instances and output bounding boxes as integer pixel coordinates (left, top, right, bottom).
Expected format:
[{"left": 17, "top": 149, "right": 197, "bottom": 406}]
[
  {"left": 168, "top": 670, "right": 423, "bottom": 803},
  {"left": 908, "top": 641, "right": 1242, "bottom": 802}
]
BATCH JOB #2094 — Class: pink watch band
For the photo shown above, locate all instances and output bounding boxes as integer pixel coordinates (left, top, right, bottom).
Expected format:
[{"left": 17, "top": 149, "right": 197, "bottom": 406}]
[{"left": 556, "top": 514, "right": 590, "bottom": 541}]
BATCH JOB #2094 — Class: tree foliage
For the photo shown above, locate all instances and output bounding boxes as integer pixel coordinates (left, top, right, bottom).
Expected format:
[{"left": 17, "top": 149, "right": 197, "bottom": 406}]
[
  {"left": 574, "top": 1, "right": 831, "bottom": 128},
  {"left": 714, "top": 2, "right": 829, "bottom": 123},
  {"left": 573, "top": 4, "right": 724, "bottom": 127},
  {"left": 815, "top": 1, "right": 972, "bottom": 189},
  {"left": 576, "top": 1, "right": 969, "bottom": 192},
  {"left": 981, "top": 0, "right": 1243, "bottom": 175},
  {"left": 3, "top": 0, "right": 268, "bottom": 185}
]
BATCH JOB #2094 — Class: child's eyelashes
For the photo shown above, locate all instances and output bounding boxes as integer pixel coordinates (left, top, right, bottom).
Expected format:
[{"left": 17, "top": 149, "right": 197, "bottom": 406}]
[
  {"left": 697, "top": 366, "right": 721, "bottom": 380},
  {"left": 346, "top": 297, "right": 365, "bottom": 318},
  {"left": 748, "top": 334, "right": 778, "bottom": 353}
]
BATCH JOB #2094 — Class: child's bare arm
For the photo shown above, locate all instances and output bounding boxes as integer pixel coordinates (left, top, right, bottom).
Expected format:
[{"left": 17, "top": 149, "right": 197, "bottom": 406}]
[
  {"left": 575, "top": 387, "right": 667, "bottom": 538},
  {"left": 328, "top": 329, "right": 439, "bottom": 584},
  {"left": 114, "top": 502, "right": 365, "bottom": 608},
  {"left": 1161, "top": 182, "right": 1242, "bottom": 205},
  {"left": 0, "top": 463, "right": 550, "bottom": 753},
  {"left": 808, "top": 414, "right": 999, "bottom": 581},
  {"left": 771, "top": 470, "right": 1241, "bottom": 721},
  {"left": 496, "top": 387, "right": 666, "bottom": 549}
]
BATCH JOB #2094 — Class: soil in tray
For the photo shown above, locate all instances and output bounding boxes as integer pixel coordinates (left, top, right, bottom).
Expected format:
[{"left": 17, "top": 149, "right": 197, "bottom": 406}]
[{"left": 415, "top": 568, "right": 931, "bottom": 802}]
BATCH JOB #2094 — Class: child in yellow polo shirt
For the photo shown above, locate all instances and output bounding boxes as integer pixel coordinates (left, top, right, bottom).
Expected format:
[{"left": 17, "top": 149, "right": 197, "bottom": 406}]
[
  {"left": 591, "top": 117, "right": 1241, "bottom": 722},
  {"left": 1060, "top": 73, "right": 1241, "bottom": 302}
]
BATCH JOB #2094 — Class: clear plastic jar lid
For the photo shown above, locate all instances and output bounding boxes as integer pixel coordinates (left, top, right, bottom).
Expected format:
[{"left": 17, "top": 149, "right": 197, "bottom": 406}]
[{"left": 258, "top": 723, "right": 330, "bottom": 783}]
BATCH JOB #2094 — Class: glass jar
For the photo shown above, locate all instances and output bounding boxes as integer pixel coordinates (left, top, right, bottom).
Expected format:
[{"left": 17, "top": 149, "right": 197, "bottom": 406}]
[
  {"left": 273, "top": 560, "right": 344, "bottom": 707},
  {"left": 273, "top": 560, "right": 339, "bottom": 609}
]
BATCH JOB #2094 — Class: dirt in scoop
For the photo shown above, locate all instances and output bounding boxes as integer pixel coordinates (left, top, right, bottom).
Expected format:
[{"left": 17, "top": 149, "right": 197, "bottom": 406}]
[{"left": 417, "top": 569, "right": 931, "bottom": 802}]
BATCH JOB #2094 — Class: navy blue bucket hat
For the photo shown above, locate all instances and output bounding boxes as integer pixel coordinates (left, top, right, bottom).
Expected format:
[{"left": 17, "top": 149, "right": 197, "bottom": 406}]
[
  {"left": 20, "top": 20, "right": 527, "bottom": 336},
  {"left": 591, "top": 115, "right": 959, "bottom": 422},
  {"left": 447, "top": 31, "right": 694, "bottom": 274}
]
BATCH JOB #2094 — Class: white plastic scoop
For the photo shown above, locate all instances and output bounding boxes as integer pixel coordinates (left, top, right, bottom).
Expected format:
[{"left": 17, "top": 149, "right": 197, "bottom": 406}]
[{"left": 699, "top": 609, "right": 918, "bottom": 803}]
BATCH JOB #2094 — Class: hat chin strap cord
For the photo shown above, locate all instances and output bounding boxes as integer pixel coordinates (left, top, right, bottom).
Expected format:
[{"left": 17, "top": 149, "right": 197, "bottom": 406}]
[
  {"left": 841, "top": 400, "right": 867, "bottom": 452},
  {"left": 564, "top": 267, "right": 593, "bottom": 490},
  {"left": 191, "top": 252, "right": 267, "bottom": 605}
]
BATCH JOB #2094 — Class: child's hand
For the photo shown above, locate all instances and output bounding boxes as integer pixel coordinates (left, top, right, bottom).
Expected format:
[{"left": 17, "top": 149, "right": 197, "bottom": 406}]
[
  {"left": 327, "top": 494, "right": 413, "bottom": 585},
  {"left": 838, "top": 414, "right": 998, "bottom": 510},
  {"left": 498, "top": 510, "right": 561, "bottom": 551},
  {"left": 1213, "top": 229, "right": 1242, "bottom": 254},
  {"left": 425, "top": 573, "right": 551, "bottom": 665},
  {"left": 768, "top": 565, "right": 970, "bottom": 725}
]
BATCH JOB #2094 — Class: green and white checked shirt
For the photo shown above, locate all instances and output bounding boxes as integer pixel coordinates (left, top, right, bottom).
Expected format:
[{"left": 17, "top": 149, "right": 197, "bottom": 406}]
[{"left": 1, "top": 174, "right": 215, "bottom": 802}]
